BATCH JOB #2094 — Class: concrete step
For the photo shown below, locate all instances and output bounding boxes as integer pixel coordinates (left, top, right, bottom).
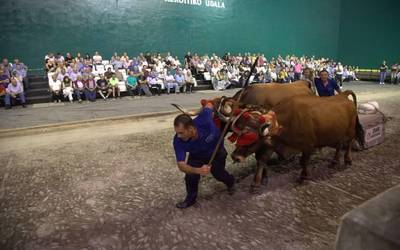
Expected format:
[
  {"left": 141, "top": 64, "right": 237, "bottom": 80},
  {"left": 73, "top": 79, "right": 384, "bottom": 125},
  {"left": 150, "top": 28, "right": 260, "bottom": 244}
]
[
  {"left": 26, "top": 87, "right": 50, "bottom": 97},
  {"left": 28, "top": 76, "right": 47, "bottom": 83},
  {"left": 26, "top": 95, "right": 52, "bottom": 104},
  {"left": 30, "top": 81, "right": 49, "bottom": 89}
]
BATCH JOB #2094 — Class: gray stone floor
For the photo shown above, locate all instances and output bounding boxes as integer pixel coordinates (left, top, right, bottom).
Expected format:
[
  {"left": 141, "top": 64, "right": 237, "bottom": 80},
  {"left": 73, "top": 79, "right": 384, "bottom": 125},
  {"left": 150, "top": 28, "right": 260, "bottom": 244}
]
[{"left": 0, "top": 81, "right": 399, "bottom": 249}]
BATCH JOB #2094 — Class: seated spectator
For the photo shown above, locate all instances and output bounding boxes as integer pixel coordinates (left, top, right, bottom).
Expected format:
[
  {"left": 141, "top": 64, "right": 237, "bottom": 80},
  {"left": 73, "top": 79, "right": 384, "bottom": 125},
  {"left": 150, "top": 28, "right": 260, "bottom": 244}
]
[
  {"left": 165, "top": 71, "right": 179, "bottom": 94},
  {"left": 108, "top": 74, "right": 121, "bottom": 99},
  {"left": 5, "top": 77, "right": 26, "bottom": 109},
  {"left": 0, "top": 68, "right": 10, "bottom": 97},
  {"left": 277, "top": 68, "right": 289, "bottom": 83},
  {"left": 138, "top": 72, "right": 152, "bottom": 97},
  {"left": 174, "top": 70, "right": 186, "bottom": 93},
  {"left": 49, "top": 74, "right": 62, "bottom": 103},
  {"left": 65, "top": 52, "right": 74, "bottom": 65},
  {"left": 184, "top": 69, "right": 195, "bottom": 93},
  {"left": 74, "top": 76, "right": 85, "bottom": 103},
  {"left": 56, "top": 68, "right": 67, "bottom": 81},
  {"left": 96, "top": 74, "right": 112, "bottom": 100},
  {"left": 213, "top": 68, "right": 230, "bottom": 90},
  {"left": 55, "top": 53, "right": 65, "bottom": 65},
  {"left": 45, "top": 59, "right": 57, "bottom": 73},
  {"left": 314, "top": 69, "right": 341, "bottom": 97},
  {"left": 147, "top": 73, "right": 162, "bottom": 96},
  {"left": 62, "top": 76, "right": 74, "bottom": 103},
  {"left": 84, "top": 53, "right": 93, "bottom": 66},
  {"left": 104, "top": 67, "right": 114, "bottom": 80},
  {"left": 111, "top": 56, "right": 124, "bottom": 70},
  {"left": 126, "top": 71, "right": 138, "bottom": 97},
  {"left": 84, "top": 75, "right": 97, "bottom": 102},
  {"left": 68, "top": 67, "right": 81, "bottom": 82},
  {"left": 93, "top": 51, "right": 103, "bottom": 65}
]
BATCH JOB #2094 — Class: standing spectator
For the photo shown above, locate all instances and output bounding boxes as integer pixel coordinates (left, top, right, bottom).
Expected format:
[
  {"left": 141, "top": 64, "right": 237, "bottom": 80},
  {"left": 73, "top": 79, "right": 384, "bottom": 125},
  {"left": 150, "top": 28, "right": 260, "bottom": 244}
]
[
  {"left": 2, "top": 58, "right": 12, "bottom": 78},
  {"left": 390, "top": 63, "right": 398, "bottom": 84},
  {"left": 379, "top": 61, "right": 388, "bottom": 85},
  {"left": 108, "top": 74, "right": 121, "bottom": 99},
  {"left": 0, "top": 68, "right": 10, "bottom": 97},
  {"left": 49, "top": 74, "right": 62, "bottom": 103},
  {"left": 62, "top": 76, "right": 74, "bottom": 103},
  {"left": 294, "top": 61, "right": 302, "bottom": 81},
  {"left": 96, "top": 74, "right": 112, "bottom": 100},
  {"left": 84, "top": 75, "right": 97, "bottom": 102},
  {"left": 5, "top": 77, "right": 26, "bottom": 109},
  {"left": 335, "top": 62, "right": 344, "bottom": 87},
  {"left": 74, "top": 76, "right": 85, "bottom": 103},
  {"left": 126, "top": 71, "right": 138, "bottom": 97},
  {"left": 12, "top": 59, "right": 29, "bottom": 89}
]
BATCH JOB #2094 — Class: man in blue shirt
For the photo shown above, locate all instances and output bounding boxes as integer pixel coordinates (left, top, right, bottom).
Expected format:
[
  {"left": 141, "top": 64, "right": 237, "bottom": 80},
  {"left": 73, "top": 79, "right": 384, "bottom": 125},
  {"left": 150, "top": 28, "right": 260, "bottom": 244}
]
[
  {"left": 314, "top": 69, "right": 342, "bottom": 97},
  {"left": 173, "top": 102, "right": 235, "bottom": 209}
]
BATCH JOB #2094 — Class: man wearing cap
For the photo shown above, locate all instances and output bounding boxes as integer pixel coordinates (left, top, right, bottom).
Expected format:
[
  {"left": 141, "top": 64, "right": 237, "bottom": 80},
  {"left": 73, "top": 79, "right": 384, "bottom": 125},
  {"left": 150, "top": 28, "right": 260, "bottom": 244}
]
[{"left": 173, "top": 102, "right": 235, "bottom": 209}]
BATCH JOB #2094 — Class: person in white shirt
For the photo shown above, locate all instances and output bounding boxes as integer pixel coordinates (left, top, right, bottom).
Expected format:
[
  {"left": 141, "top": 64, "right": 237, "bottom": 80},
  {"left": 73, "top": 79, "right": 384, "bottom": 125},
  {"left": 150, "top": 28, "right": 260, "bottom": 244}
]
[
  {"left": 93, "top": 51, "right": 103, "bottom": 65},
  {"left": 49, "top": 74, "right": 63, "bottom": 103},
  {"left": 165, "top": 71, "right": 179, "bottom": 94},
  {"left": 335, "top": 62, "right": 344, "bottom": 87}
]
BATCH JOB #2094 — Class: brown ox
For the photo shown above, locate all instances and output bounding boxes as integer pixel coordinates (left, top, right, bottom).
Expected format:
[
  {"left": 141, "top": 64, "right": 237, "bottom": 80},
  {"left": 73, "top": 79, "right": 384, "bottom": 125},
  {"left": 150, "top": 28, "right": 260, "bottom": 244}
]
[
  {"left": 230, "top": 90, "right": 365, "bottom": 192},
  {"left": 173, "top": 80, "right": 313, "bottom": 124}
]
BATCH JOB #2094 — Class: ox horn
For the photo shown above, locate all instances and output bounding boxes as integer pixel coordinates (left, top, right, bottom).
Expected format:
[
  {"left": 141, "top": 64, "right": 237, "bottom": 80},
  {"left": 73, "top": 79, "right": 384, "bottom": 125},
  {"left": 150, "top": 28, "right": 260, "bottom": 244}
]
[{"left": 171, "top": 103, "right": 202, "bottom": 116}]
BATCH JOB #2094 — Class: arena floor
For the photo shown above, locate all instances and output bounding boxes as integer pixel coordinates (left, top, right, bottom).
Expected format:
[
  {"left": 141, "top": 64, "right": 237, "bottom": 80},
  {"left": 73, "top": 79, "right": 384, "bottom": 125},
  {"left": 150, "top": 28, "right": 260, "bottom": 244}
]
[{"left": 0, "top": 82, "right": 399, "bottom": 249}]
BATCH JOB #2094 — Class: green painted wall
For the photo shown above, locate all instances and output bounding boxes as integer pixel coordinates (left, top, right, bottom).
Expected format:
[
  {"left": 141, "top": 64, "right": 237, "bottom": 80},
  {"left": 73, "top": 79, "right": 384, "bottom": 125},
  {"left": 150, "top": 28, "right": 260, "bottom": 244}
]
[
  {"left": 338, "top": 0, "right": 400, "bottom": 68},
  {"left": 0, "top": 0, "right": 342, "bottom": 69}
]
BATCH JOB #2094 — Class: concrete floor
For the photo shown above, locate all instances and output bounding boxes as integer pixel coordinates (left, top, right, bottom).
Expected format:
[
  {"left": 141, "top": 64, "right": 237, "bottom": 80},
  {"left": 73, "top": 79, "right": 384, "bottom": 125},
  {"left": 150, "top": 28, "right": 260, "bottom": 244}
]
[{"left": 0, "top": 82, "right": 399, "bottom": 249}]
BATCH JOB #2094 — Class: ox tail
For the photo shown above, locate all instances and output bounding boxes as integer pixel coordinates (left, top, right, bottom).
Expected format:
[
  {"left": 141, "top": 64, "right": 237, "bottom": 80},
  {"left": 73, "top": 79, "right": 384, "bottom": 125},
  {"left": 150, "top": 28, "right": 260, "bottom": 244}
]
[
  {"left": 355, "top": 115, "right": 365, "bottom": 149},
  {"left": 342, "top": 90, "right": 358, "bottom": 108},
  {"left": 343, "top": 90, "right": 365, "bottom": 148}
]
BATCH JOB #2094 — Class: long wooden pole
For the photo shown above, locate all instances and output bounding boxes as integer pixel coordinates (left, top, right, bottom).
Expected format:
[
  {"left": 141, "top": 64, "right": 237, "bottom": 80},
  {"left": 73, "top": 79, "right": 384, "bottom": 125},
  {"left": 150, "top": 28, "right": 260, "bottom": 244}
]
[{"left": 207, "top": 57, "right": 259, "bottom": 165}]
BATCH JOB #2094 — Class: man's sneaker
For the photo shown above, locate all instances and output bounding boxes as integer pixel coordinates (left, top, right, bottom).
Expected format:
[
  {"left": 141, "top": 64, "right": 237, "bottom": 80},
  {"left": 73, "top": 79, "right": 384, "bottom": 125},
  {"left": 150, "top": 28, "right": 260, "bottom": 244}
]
[{"left": 176, "top": 200, "right": 196, "bottom": 209}]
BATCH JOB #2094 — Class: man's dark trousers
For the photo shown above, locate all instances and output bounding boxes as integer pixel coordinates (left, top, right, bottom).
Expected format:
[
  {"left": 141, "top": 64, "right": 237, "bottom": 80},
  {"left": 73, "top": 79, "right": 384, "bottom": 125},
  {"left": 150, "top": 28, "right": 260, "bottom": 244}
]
[{"left": 184, "top": 146, "right": 234, "bottom": 203}]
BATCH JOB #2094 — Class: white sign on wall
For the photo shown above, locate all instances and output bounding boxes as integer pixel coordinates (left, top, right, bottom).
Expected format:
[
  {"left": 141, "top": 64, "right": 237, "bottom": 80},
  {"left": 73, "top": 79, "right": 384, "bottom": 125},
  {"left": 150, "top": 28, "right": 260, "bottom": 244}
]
[{"left": 164, "top": 0, "right": 226, "bottom": 9}]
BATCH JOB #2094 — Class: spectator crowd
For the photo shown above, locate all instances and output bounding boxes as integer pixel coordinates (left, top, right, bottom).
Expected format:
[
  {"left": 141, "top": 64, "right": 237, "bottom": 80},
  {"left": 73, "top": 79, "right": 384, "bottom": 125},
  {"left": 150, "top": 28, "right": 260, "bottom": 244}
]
[{"left": 1, "top": 51, "right": 399, "bottom": 109}]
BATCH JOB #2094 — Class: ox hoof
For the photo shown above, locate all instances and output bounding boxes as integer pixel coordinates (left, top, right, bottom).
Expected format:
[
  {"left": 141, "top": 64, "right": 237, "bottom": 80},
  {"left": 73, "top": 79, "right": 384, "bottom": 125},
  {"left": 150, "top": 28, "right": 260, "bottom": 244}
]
[
  {"left": 344, "top": 159, "right": 352, "bottom": 166},
  {"left": 297, "top": 174, "right": 310, "bottom": 184},
  {"left": 329, "top": 160, "right": 340, "bottom": 169},
  {"left": 261, "top": 177, "right": 269, "bottom": 187},
  {"left": 249, "top": 185, "right": 261, "bottom": 194}
]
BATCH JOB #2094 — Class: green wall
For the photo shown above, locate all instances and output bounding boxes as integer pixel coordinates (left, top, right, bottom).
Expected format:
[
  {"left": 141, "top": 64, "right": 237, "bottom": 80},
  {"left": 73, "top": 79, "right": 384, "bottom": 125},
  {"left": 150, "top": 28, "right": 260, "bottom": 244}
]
[
  {"left": 338, "top": 0, "right": 400, "bottom": 68},
  {"left": 0, "top": 0, "right": 341, "bottom": 69}
]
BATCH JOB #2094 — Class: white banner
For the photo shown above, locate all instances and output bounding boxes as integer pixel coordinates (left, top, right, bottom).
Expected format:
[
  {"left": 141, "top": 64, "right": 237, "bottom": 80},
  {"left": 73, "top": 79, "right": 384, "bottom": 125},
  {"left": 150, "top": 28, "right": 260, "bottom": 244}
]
[{"left": 164, "top": 0, "right": 226, "bottom": 9}]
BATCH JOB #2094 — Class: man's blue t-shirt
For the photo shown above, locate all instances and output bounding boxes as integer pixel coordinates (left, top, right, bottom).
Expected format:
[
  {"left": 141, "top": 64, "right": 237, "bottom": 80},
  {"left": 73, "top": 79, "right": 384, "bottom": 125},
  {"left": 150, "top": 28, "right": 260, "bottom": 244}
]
[
  {"left": 173, "top": 108, "right": 221, "bottom": 162},
  {"left": 314, "top": 78, "right": 340, "bottom": 97}
]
